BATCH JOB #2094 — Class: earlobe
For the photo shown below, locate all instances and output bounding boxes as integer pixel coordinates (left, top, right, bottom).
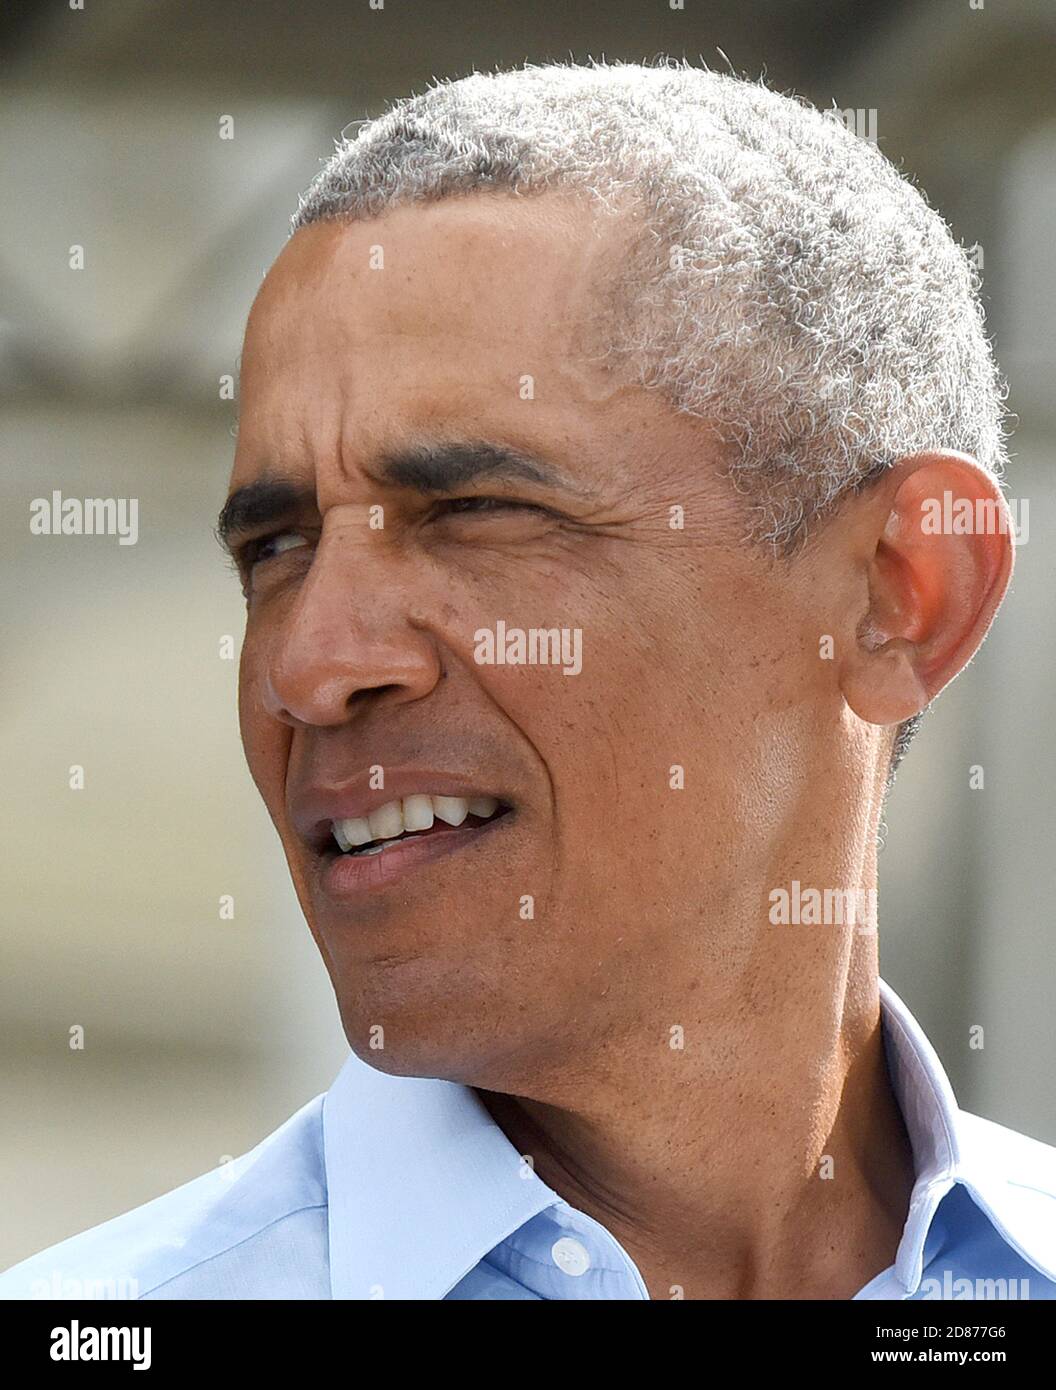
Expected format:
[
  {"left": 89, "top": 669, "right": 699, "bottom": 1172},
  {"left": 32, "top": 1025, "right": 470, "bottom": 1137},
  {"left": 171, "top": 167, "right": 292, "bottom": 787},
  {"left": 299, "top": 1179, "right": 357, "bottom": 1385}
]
[{"left": 840, "top": 452, "right": 1014, "bottom": 728}]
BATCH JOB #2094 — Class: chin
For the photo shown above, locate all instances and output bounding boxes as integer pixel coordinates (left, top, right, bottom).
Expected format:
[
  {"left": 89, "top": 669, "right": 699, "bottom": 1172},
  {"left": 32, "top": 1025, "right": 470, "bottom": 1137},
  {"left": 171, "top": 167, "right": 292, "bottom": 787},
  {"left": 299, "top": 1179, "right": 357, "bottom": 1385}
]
[{"left": 334, "top": 981, "right": 490, "bottom": 1083}]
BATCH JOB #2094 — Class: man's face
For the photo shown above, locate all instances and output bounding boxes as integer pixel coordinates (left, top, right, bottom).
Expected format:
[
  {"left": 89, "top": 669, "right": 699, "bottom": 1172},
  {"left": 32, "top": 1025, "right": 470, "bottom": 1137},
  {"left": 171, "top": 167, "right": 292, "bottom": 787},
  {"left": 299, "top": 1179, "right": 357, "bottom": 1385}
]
[{"left": 228, "top": 194, "right": 841, "bottom": 1088}]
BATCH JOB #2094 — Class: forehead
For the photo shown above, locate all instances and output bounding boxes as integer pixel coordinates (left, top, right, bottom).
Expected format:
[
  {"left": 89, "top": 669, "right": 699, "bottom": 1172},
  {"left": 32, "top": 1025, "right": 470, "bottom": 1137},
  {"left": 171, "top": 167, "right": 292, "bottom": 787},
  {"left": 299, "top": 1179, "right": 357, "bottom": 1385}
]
[
  {"left": 230, "top": 192, "right": 712, "bottom": 503},
  {"left": 243, "top": 194, "right": 615, "bottom": 375},
  {"left": 232, "top": 195, "right": 633, "bottom": 493}
]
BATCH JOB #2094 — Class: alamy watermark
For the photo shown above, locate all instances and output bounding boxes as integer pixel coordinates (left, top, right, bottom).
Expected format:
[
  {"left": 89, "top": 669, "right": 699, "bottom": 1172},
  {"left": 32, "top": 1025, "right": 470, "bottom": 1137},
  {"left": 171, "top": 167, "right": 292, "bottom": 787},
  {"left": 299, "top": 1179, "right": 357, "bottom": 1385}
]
[
  {"left": 920, "top": 492, "right": 1028, "bottom": 546},
  {"left": 50, "top": 1320, "right": 150, "bottom": 1370},
  {"left": 30, "top": 491, "right": 139, "bottom": 546},
  {"left": 769, "top": 880, "right": 878, "bottom": 932},
  {"left": 918, "top": 1272, "right": 1029, "bottom": 1300},
  {"left": 31, "top": 1270, "right": 139, "bottom": 1299},
  {"left": 474, "top": 620, "right": 582, "bottom": 676}
]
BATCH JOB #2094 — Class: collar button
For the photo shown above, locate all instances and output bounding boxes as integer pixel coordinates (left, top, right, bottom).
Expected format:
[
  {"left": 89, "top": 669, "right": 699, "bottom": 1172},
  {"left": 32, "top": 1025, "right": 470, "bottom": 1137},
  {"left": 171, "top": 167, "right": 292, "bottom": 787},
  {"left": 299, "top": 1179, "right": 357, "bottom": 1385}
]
[{"left": 551, "top": 1237, "right": 592, "bottom": 1277}]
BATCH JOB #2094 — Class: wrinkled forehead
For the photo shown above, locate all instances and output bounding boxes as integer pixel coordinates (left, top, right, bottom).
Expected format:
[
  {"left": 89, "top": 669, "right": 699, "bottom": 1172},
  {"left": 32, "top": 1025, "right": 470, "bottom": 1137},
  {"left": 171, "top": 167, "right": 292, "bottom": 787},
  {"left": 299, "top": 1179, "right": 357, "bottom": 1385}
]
[{"left": 229, "top": 194, "right": 646, "bottom": 495}]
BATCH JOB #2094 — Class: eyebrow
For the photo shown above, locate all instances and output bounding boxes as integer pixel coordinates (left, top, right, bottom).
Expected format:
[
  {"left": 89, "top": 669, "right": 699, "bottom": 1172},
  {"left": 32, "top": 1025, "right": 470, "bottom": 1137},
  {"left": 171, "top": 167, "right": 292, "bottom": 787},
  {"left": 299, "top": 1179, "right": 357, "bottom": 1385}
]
[
  {"left": 376, "top": 440, "right": 578, "bottom": 494},
  {"left": 216, "top": 441, "right": 586, "bottom": 552},
  {"left": 216, "top": 475, "right": 312, "bottom": 553}
]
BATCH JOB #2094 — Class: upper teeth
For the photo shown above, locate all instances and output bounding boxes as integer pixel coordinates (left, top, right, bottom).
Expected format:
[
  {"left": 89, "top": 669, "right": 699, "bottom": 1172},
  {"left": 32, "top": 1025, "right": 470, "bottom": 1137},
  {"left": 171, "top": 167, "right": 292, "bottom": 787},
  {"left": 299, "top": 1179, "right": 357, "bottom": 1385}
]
[{"left": 332, "top": 794, "right": 500, "bottom": 852}]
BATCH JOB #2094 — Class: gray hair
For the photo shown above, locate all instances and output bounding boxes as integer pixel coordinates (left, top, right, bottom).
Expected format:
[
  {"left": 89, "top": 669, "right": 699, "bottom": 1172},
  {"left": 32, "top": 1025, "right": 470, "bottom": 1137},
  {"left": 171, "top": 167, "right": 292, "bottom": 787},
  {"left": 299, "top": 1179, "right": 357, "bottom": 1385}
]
[{"left": 292, "top": 58, "right": 1008, "bottom": 777}]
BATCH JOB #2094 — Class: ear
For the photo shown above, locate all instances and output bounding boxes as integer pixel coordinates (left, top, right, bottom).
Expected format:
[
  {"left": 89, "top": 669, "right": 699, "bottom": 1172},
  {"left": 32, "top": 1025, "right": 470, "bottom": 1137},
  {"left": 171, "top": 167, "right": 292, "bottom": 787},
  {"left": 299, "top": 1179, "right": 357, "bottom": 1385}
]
[{"left": 840, "top": 452, "right": 1015, "bottom": 727}]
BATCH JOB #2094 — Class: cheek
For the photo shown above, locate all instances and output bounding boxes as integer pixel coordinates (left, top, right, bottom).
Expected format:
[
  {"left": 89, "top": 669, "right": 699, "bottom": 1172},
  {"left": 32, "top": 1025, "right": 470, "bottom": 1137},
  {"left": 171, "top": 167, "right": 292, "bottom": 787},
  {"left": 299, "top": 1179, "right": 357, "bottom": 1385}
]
[
  {"left": 237, "top": 631, "right": 289, "bottom": 811},
  {"left": 528, "top": 568, "right": 801, "bottom": 842}
]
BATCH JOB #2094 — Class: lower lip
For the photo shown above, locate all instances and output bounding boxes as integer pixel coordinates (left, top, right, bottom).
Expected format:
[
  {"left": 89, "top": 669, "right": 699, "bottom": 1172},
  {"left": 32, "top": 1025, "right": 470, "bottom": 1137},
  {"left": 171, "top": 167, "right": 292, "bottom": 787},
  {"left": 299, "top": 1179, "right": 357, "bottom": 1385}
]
[{"left": 319, "top": 815, "right": 509, "bottom": 897}]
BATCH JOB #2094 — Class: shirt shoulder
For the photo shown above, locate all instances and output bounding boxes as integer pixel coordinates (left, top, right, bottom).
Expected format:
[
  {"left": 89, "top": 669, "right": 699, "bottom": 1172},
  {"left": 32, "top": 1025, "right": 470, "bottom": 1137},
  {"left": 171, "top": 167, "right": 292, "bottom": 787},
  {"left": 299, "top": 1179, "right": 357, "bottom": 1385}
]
[
  {"left": 956, "top": 1109, "right": 1056, "bottom": 1284},
  {"left": 960, "top": 1109, "right": 1056, "bottom": 1195},
  {"left": 0, "top": 1093, "right": 329, "bottom": 1300}
]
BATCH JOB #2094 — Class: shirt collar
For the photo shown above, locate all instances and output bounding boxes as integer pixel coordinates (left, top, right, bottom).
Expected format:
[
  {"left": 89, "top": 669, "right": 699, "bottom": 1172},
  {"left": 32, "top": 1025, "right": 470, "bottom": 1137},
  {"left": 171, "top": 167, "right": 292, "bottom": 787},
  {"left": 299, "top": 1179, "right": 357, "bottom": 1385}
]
[
  {"left": 322, "top": 1057, "right": 557, "bottom": 1299},
  {"left": 878, "top": 978, "right": 1056, "bottom": 1292},
  {"left": 322, "top": 981, "right": 1056, "bottom": 1299},
  {"left": 876, "top": 976, "right": 963, "bottom": 1289}
]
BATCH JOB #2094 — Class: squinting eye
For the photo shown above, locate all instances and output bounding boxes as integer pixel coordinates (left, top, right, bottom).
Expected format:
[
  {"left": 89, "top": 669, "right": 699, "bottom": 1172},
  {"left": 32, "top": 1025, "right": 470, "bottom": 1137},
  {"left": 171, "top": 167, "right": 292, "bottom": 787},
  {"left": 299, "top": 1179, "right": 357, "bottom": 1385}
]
[
  {"left": 436, "top": 497, "right": 544, "bottom": 517},
  {"left": 250, "top": 531, "right": 309, "bottom": 566}
]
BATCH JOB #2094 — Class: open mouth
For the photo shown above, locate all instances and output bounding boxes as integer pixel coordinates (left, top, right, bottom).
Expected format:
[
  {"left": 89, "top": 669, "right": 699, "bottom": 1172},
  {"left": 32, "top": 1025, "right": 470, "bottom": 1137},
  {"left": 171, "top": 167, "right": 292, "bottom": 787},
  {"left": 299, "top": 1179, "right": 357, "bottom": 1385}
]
[{"left": 327, "top": 794, "right": 510, "bottom": 859}]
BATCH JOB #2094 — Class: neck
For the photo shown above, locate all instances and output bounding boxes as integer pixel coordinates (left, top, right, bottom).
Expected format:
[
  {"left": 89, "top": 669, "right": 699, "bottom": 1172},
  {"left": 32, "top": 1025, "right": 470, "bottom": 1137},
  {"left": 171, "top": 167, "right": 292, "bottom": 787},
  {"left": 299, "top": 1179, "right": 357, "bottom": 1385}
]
[
  {"left": 477, "top": 807, "right": 916, "bottom": 1298},
  {"left": 482, "top": 978, "right": 914, "bottom": 1298}
]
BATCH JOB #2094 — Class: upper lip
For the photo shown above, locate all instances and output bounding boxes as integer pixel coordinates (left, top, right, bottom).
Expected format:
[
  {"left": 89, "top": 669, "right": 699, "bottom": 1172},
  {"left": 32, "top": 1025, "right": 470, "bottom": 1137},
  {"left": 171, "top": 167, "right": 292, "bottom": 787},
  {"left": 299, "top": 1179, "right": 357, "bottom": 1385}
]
[{"left": 289, "top": 768, "right": 511, "bottom": 851}]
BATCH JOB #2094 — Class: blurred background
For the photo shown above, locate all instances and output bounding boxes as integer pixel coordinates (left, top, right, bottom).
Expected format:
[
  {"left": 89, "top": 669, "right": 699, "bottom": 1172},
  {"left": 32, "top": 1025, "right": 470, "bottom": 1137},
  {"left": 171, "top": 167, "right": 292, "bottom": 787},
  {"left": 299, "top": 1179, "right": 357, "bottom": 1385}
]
[{"left": 2, "top": 0, "right": 1054, "bottom": 1268}]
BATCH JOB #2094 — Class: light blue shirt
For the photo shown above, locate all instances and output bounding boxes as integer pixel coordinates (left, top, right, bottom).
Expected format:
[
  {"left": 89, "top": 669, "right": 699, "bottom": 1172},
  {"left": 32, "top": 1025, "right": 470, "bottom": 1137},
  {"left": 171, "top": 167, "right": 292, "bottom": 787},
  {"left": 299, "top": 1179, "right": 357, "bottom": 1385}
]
[{"left": 4, "top": 980, "right": 1055, "bottom": 1300}]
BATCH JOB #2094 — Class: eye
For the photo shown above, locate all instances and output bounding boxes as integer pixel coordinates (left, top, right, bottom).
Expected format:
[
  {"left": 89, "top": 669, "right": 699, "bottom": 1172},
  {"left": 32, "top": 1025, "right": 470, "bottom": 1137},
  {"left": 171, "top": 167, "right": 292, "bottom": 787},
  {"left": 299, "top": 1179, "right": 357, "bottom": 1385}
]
[
  {"left": 245, "top": 530, "right": 310, "bottom": 567},
  {"left": 433, "top": 496, "right": 548, "bottom": 518}
]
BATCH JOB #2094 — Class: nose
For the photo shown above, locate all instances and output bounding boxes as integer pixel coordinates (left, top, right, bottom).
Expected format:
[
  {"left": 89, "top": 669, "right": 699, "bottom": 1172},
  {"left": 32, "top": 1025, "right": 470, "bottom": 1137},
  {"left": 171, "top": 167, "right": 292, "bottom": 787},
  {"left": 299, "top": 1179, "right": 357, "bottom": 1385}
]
[{"left": 260, "top": 526, "right": 442, "bottom": 728}]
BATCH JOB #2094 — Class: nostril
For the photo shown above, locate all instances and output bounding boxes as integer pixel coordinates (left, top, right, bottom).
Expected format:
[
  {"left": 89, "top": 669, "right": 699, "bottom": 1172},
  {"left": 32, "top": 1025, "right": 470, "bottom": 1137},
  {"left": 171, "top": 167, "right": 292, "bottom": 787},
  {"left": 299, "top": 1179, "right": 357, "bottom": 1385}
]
[{"left": 346, "top": 683, "right": 403, "bottom": 710}]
